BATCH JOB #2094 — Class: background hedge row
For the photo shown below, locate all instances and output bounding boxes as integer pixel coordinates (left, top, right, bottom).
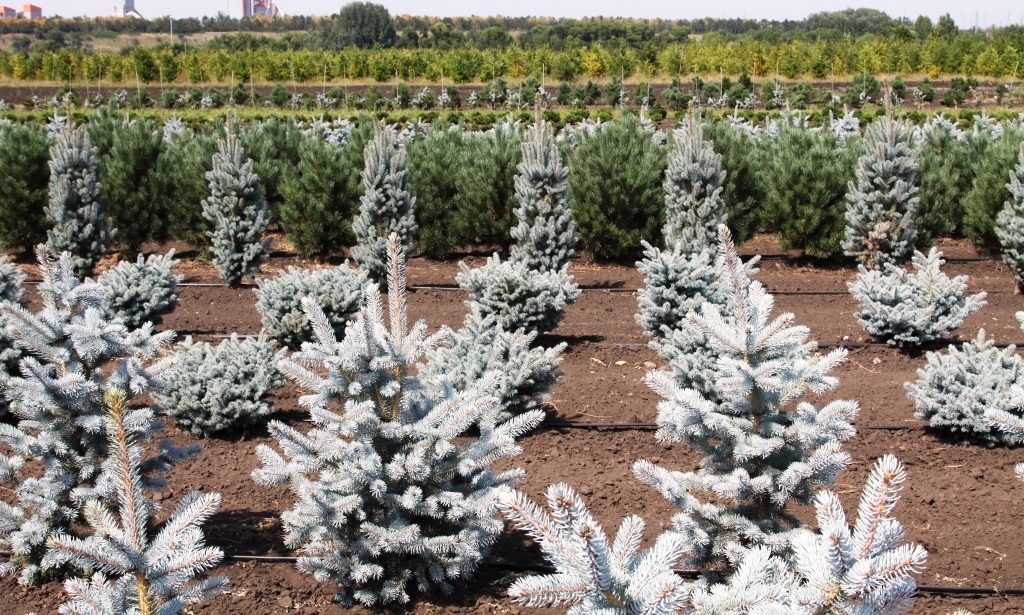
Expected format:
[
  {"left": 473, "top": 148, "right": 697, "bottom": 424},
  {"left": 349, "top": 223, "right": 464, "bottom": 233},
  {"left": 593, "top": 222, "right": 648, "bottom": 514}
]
[{"left": 0, "top": 111, "right": 1021, "bottom": 262}]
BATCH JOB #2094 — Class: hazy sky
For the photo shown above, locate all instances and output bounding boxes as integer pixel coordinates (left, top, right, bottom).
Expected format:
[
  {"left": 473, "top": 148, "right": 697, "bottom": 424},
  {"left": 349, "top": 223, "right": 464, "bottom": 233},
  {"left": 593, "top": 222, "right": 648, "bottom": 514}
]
[{"left": 29, "top": 0, "right": 1024, "bottom": 27}]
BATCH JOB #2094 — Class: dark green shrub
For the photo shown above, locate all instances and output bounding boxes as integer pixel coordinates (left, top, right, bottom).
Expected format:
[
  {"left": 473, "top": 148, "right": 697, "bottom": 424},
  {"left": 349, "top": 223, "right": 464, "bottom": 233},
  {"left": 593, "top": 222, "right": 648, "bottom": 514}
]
[
  {"left": 0, "top": 122, "right": 50, "bottom": 252},
  {"left": 917, "top": 121, "right": 975, "bottom": 245},
  {"left": 128, "top": 88, "right": 153, "bottom": 109},
  {"left": 567, "top": 115, "right": 667, "bottom": 261},
  {"left": 456, "top": 121, "right": 523, "bottom": 251},
  {"left": 270, "top": 83, "right": 289, "bottom": 107},
  {"left": 702, "top": 121, "right": 763, "bottom": 243},
  {"left": 240, "top": 116, "right": 303, "bottom": 221},
  {"left": 101, "top": 118, "right": 165, "bottom": 255},
  {"left": 916, "top": 78, "right": 936, "bottom": 102},
  {"left": 843, "top": 74, "right": 882, "bottom": 107},
  {"left": 760, "top": 124, "right": 858, "bottom": 258},
  {"left": 278, "top": 131, "right": 359, "bottom": 256},
  {"left": 158, "top": 126, "right": 220, "bottom": 246},
  {"left": 407, "top": 123, "right": 470, "bottom": 257},
  {"left": 964, "top": 128, "right": 1024, "bottom": 253},
  {"left": 159, "top": 89, "right": 180, "bottom": 109}
]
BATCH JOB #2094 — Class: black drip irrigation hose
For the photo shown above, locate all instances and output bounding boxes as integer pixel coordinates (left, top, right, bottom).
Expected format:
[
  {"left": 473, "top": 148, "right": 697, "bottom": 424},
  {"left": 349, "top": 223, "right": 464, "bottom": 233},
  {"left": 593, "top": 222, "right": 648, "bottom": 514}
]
[
  {"left": 24, "top": 280, "right": 1015, "bottom": 295},
  {"left": 173, "top": 331, "right": 1024, "bottom": 351},
  {"left": 0, "top": 552, "right": 1016, "bottom": 597},
  {"left": 542, "top": 421, "right": 922, "bottom": 431}
]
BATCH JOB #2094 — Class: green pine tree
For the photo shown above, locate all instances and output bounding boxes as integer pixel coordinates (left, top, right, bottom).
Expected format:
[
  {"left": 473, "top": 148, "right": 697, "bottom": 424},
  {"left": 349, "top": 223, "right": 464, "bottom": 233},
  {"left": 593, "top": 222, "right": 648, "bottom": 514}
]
[
  {"left": 407, "top": 122, "right": 470, "bottom": 258},
  {"left": 279, "top": 130, "right": 356, "bottom": 257},
  {"left": 101, "top": 118, "right": 165, "bottom": 256},
  {"left": 567, "top": 115, "right": 667, "bottom": 261},
  {"left": 964, "top": 127, "right": 1024, "bottom": 253},
  {"left": 702, "top": 119, "right": 763, "bottom": 244},
  {"left": 0, "top": 122, "right": 50, "bottom": 252},
  {"left": 456, "top": 119, "right": 524, "bottom": 252},
  {"left": 240, "top": 116, "right": 303, "bottom": 221},
  {"left": 158, "top": 125, "right": 220, "bottom": 247},
  {"left": 761, "top": 122, "right": 859, "bottom": 258},
  {"left": 916, "top": 119, "right": 974, "bottom": 246}
]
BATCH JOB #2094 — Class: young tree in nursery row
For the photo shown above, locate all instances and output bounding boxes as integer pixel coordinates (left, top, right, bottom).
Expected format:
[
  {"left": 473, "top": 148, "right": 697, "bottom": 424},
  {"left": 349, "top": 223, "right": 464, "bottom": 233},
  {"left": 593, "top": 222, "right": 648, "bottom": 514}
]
[
  {"left": 353, "top": 122, "right": 417, "bottom": 287},
  {"left": 663, "top": 121, "right": 727, "bottom": 254},
  {"left": 497, "top": 454, "right": 926, "bottom": 614},
  {"left": 636, "top": 226, "right": 858, "bottom": 568},
  {"left": 457, "top": 120, "right": 580, "bottom": 337},
  {"left": 44, "top": 123, "right": 113, "bottom": 278},
  {"left": 848, "top": 247, "right": 986, "bottom": 347},
  {"left": 44, "top": 389, "right": 228, "bottom": 615},
  {"left": 996, "top": 142, "right": 1024, "bottom": 290},
  {"left": 0, "top": 255, "right": 26, "bottom": 417},
  {"left": 508, "top": 121, "right": 578, "bottom": 273},
  {"left": 279, "top": 124, "right": 362, "bottom": 257},
  {"left": 202, "top": 127, "right": 271, "bottom": 286},
  {"left": 760, "top": 118, "right": 860, "bottom": 258},
  {"left": 842, "top": 114, "right": 919, "bottom": 269},
  {"left": 568, "top": 114, "right": 667, "bottom": 262},
  {"left": 253, "top": 236, "right": 544, "bottom": 605},
  {"left": 0, "top": 249, "right": 191, "bottom": 584},
  {"left": 0, "top": 122, "right": 51, "bottom": 253}
]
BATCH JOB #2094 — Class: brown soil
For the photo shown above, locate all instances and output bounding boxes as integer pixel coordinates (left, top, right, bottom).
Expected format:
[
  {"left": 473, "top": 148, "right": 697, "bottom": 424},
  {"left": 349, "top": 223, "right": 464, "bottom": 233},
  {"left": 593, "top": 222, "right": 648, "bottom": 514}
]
[{"left": 4, "top": 236, "right": 1024, "bottom": 614}]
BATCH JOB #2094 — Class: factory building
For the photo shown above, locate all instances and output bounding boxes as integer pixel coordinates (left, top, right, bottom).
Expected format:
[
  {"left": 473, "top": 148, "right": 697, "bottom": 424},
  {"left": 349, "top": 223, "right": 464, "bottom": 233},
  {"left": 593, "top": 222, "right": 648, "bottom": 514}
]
[
  {"left": 114, "top": 0, "right": 142, "bottom": 17},
  {"left": 241, "top": 0, "right": 281, "bottom": 18}
]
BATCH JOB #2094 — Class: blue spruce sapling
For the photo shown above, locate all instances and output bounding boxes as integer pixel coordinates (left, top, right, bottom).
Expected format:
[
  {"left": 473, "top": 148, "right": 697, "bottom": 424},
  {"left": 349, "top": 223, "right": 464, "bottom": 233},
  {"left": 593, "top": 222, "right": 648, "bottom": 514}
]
[
  {"left": 44, "top": 389, "right": 228, "bottom": 615},
  {"left": 0, "top": 255, "right": 26, "bottom": 416},
  {"left": 421, "top": 304, "right": 564, "bottom": 421},
  {"left": 98, "top": 250, "right": 182, "bottom": 327},
  {"left": 252, "top": 235, "right": 544, "bottom": 605},
  {"left": 44, "top": 123, "right": 113, "bottom": 277},
  {"left": 457, "top": 123, "right": 579, "bottom": 337},
  {"left": 159, "top": 334, "right": 284, "bottom": 437},
  {"left": 508, "top": 121, "right": 579, "bottom": 272},
  {"left": 254, "top": 263, "right": 366, "bottom": 350},
  {"left": 202, "top": 127, "right": 270, "bottom": 286},
  {"left": 352, "top": 122, "right": 417, "bottom": 286},
  {"left": 634, "top": 226, "right": 858, "bottom": 569},
  {"left": 849, "top": 247, "right": 986, "bottom": 347},
  {"left": 0, "top": 249, "right": 186, "bottom": 583},
  {"left": 842, "top": 115, "right": 919, "bottom": 269},
  {"left": 662, "top": 122, "right": 727, "bottom": 253},
  {"left": 996, "top": 143, "right": 1024, "bottom": 289},
  {"left": 909, "top": 316, "right": 1024, "bottom": 445},
  {"left": 497, "top": 455, "right": 924, "bottom": 614}
]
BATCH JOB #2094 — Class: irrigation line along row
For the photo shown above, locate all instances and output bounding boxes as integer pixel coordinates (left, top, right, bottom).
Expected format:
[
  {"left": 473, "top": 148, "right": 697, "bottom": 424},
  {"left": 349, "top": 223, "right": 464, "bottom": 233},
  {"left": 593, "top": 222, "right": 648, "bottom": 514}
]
[
  {"left": 0, "top": 552, "right": 1017, "bottom": 597},
  {"left": 176, "top": 330, "right": 1024, "bottom": 352},
  {"left": 542, "top": 421, "right": 922, "bottom": 431},
  {"left": 24, "top": 279, "right": 1013, "bottom": 296},
  {"left": 169, "top": 283, "right": 1018, "bottom": 296}
]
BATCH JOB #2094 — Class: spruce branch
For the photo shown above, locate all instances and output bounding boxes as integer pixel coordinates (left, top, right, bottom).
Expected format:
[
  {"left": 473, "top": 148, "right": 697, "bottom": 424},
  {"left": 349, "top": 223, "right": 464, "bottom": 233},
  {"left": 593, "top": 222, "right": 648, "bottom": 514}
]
[
  {"left": 45, "top": 388, "right": 228, "bottom": 615},
  {"left": 254, "top": 234, "right": 543, "bottom": 606},
  {"left": 0, "top": 249, "right": 186, "bottom": 583},
  {"left": 635, "top": 225, "right": 857, "bottom": 569}
]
